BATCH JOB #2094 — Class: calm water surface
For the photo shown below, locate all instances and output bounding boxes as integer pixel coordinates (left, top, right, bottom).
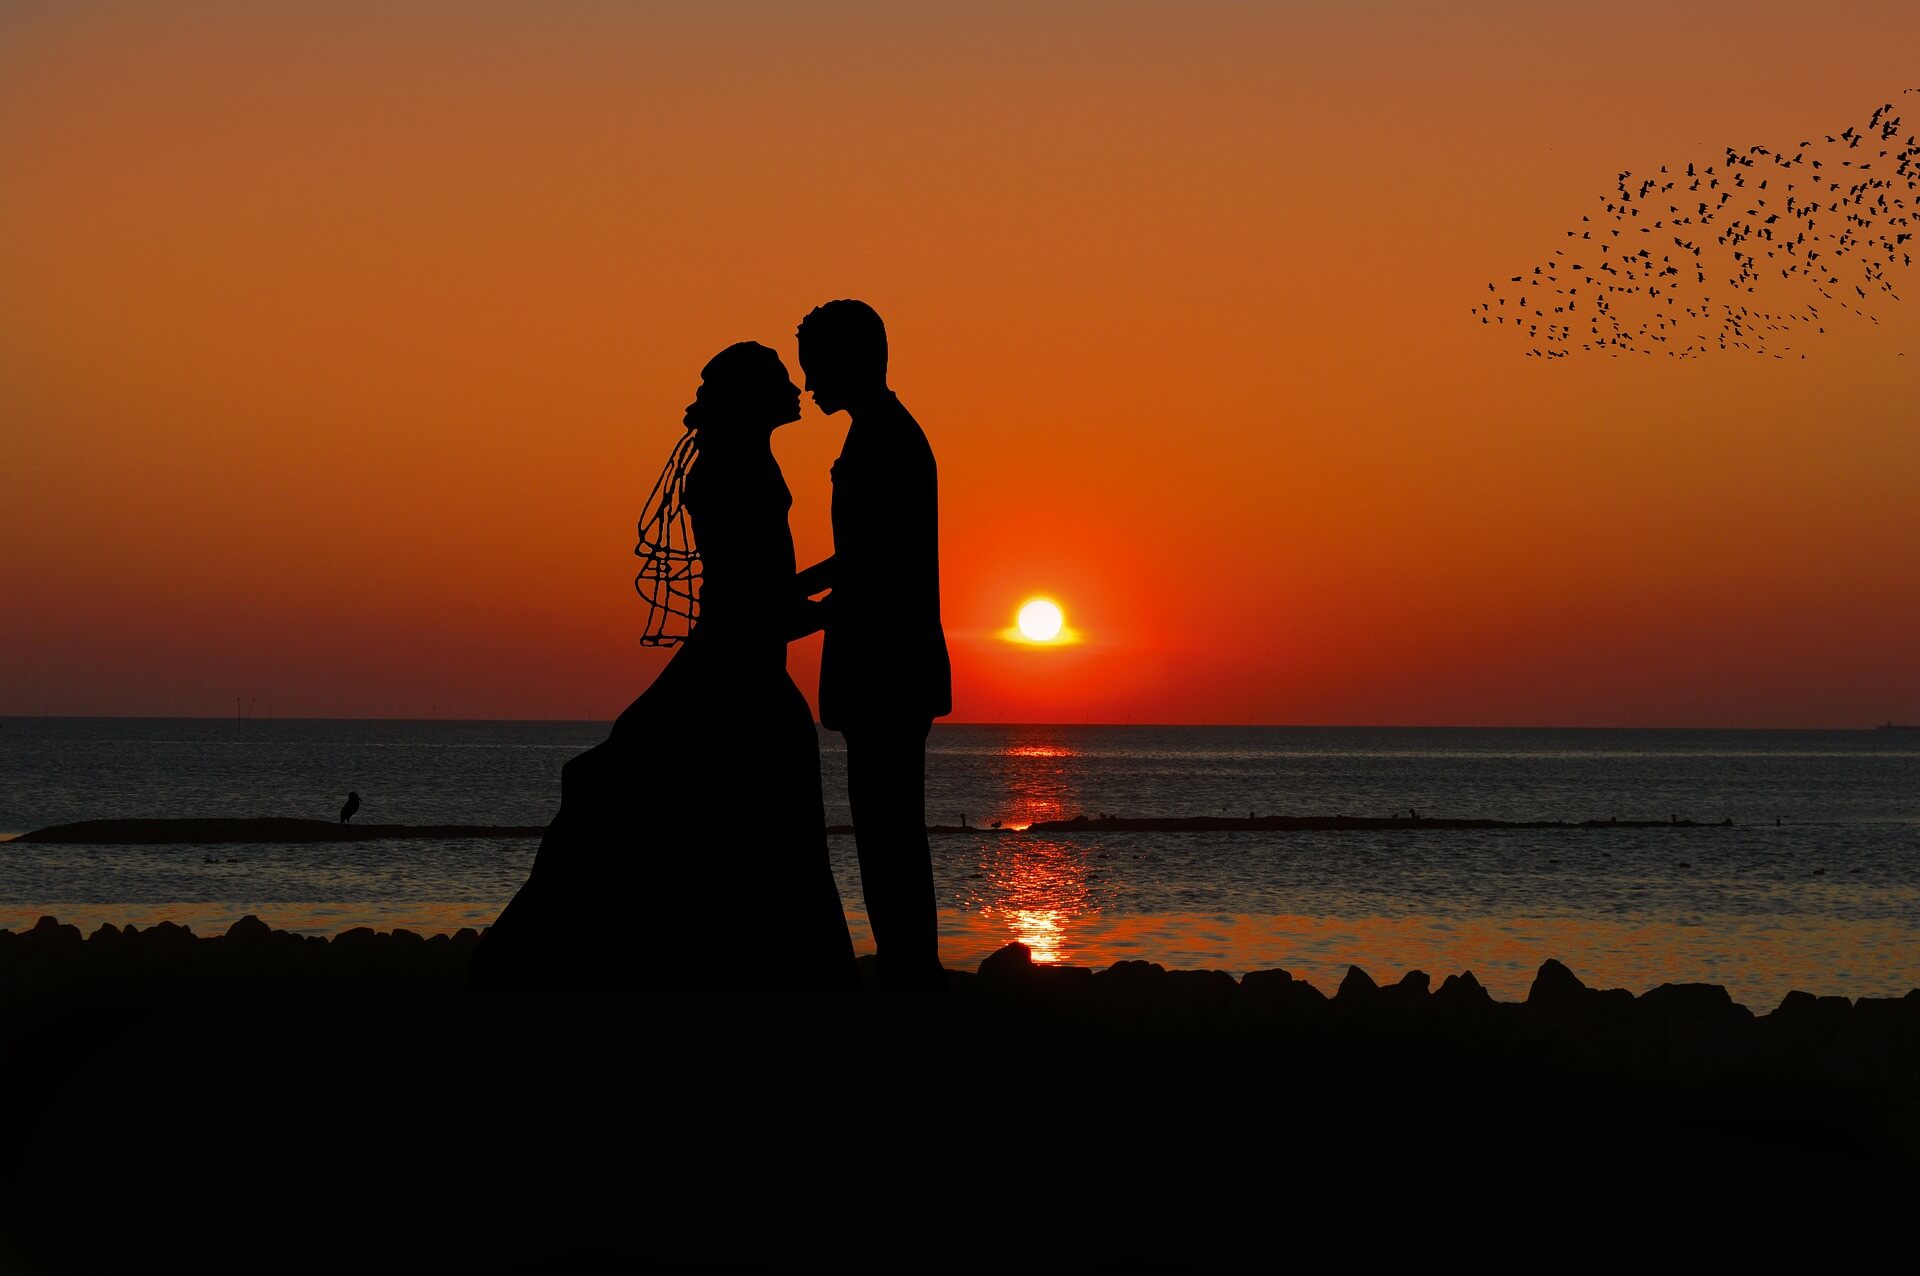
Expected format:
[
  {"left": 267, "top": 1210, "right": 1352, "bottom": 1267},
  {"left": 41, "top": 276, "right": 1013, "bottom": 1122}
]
[{"left": 3, "top": 718, "right": 1916, "bottom": 1005}]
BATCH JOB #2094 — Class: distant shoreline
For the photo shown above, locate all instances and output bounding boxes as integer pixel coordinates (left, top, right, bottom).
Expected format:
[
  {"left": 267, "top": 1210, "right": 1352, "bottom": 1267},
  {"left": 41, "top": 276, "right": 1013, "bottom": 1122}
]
[
  {"left": 12, "top": 812, "right": 1739, "bottom": 844},
  {"left": 11, "top": 817, "right": 550, "bottom": 844}
]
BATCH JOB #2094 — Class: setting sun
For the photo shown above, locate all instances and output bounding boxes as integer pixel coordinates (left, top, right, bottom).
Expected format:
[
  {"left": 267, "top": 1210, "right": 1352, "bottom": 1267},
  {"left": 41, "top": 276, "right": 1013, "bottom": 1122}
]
[{"left": 1016, "top": 599, "right": 1065, "bottom": 642}]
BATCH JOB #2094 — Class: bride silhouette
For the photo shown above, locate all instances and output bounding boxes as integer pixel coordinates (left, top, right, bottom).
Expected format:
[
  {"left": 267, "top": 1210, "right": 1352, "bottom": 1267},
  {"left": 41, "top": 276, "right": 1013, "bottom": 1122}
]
[{"left": 471, "top": 342, "right": 856, "bottom": 991}]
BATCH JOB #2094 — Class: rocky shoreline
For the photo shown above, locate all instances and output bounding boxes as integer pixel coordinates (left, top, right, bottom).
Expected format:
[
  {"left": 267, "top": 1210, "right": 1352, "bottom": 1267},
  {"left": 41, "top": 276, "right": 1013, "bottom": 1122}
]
[
  {"left": 3, "top": 913, "right": 1913, "bottom": 1263},
  {"left": 2, "top": 913, "right": 1913, "bottom": 1097}
]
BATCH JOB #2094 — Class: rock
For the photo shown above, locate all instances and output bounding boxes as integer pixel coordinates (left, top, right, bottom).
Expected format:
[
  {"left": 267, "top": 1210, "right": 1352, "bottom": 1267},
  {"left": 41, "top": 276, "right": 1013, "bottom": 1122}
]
[
  {"left": 140, "top": 921, "right": 195, "bottom": 948},
  {"left": 975, "top": 942, "right": 1090, "bottom": 993},
  {"left": 978, "top": 942, "right": 1036, "bottom": 979},
  {"left": 1636, "top": 983, "right": 1755, "bottom": 1080},
  {"left": 1090, "top": 959, "right": 1169, "bottom": 1009},
  {"left": 224, "top": 915, "right": 273, "bottom": 945},
  {"left": 1801, "top": 998, "right": 1920, "bottom": 1090},
  {"left": 1369, "top": 969, "right": 1431, "bottom": 1013},
  {"left": 1435, "top": 971, "right": 1494, "bottom": 1012},
  {"left": 1765, "top": 990, "right": 1853, "bottom": 1052},
  {"left": 1775, "top": 989, "right": 1818, "bottom": 1016},
  {"left": 87, "top": 923, "right": 124, "bottom": 945},
  {"left": 333, "top": 927, "right": 380, "bottom": 949},
  {"left": 1638, "top": 982, "right": 1752, "bottom": 1025},
  {"left": 1336, "top": 965, "right": 1379, "bottom": 1004},
  {"left": 1289, "top": 977, "right": 1329, "bottom": 1006},
  {"left": 1098, "top": 959, "right": 1167, "bottom": 984},
  {"left": 391, "top": 929, "right": 425, "bottom": 946},
  {"left": 1851, "top": 997, "right": 1920, "bottom": 1063},
  {"left": 450, "top": 928, "right": 481, "bottom": 948},
  {"left": 1239, "top": 967, "right": 1327, "bottom": 1014},
  {"left": 26, "top": 916, "right": 82, "bottom": 949},
  {"left": 1241, "top": 968, "right": 1292, "bottom": 995},
  {"left": 1165, "top": 968, "right": 1239, "bottom": 1007},
  {"left": 1527, "top": 958, "right": 1587, "bottom": 1009},
  {"left": 1523, "top": 960, "right": 1636, "bottom": 1057}
]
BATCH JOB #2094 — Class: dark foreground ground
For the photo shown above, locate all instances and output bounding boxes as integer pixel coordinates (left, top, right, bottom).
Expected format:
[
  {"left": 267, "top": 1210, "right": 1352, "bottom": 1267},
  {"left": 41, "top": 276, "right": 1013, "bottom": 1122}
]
[{"left": 3, "top": 916, "right": 1917, "bottom": 1269}]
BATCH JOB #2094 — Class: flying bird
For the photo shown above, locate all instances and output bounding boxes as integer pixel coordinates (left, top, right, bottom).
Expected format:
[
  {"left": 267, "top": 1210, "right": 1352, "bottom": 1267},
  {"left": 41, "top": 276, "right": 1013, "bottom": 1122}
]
[{"left": 1479, "top": 93, "right": 1917, "bottom": 359}]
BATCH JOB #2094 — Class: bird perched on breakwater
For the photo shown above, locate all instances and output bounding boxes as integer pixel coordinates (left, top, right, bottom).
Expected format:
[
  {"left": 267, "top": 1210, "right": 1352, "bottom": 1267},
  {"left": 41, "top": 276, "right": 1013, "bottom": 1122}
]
[{"left": 339, "top": 792, "right": 361, "bottom": 824}]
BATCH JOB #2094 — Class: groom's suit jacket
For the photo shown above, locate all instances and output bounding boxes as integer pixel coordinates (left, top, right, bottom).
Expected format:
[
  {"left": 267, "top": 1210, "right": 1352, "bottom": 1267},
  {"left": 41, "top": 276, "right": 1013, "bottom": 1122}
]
[{"left": 818, "top": 392, "right": 952, "bottom": 731}]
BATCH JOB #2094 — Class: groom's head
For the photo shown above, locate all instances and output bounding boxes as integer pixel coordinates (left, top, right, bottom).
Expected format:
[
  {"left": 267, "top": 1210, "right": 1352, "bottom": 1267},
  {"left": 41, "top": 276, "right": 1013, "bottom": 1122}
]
[{"left": 797, "top": 300, "right": 887, "bottom": 415}]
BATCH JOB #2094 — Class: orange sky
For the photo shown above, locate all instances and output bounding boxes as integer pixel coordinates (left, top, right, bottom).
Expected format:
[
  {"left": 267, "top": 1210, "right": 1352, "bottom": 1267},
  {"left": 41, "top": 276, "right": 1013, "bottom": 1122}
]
[{"left": 3, "top": 1, "right": 1917, "bottom": 725}]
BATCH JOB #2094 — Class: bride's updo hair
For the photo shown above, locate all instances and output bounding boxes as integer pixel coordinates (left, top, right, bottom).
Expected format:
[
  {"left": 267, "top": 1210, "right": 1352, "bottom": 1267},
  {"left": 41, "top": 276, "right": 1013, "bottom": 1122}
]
[{"left": 682, "top": 341, "right": 800, "bottom": 434}]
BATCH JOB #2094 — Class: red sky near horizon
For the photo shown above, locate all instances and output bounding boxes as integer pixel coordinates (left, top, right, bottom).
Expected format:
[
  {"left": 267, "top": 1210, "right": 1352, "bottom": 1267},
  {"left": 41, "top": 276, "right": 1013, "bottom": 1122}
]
[{"left": 4, "top": 1, "right": 1917, "bottom": 726}]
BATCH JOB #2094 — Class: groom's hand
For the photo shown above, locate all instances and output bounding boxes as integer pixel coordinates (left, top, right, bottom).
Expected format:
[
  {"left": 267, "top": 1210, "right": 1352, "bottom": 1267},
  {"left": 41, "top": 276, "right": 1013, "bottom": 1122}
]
[
  {"left": 786, "top": 596, "right": 830, "bottom": 641},
  {"left": 796, "top": 554, "right": 836, "bottom": 597}
]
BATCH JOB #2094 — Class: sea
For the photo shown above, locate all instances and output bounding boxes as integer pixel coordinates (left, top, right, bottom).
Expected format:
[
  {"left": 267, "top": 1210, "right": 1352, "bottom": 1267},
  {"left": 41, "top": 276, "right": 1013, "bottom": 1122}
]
[{"left": 3, "top": 717, "right": 1917, "bottom": 1007}]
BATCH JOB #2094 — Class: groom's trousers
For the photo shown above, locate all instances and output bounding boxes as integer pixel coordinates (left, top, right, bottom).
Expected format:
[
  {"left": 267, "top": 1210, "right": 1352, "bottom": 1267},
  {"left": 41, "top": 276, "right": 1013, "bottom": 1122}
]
[{"left": 843, "top": 716, "right": 943, "bottom": 988}]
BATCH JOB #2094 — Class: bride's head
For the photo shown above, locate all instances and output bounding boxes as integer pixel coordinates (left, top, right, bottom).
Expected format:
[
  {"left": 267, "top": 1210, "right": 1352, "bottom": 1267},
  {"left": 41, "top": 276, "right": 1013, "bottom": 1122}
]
[{"left": 682, "top": 342, "right": 803, "bottom": 438}]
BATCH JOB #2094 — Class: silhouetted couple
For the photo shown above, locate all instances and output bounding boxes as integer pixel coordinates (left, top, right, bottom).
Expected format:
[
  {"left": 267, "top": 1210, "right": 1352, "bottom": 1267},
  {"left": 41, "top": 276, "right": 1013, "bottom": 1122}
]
[{"left": 472, "top": 301, "right": 950, "bottom": 993}]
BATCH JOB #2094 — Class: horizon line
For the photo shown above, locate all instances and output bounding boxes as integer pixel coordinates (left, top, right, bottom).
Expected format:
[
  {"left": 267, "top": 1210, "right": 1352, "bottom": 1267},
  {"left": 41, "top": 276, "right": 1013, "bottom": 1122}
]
[{"left": 2, "top": 713, "right": 1913, "bottom": 733}]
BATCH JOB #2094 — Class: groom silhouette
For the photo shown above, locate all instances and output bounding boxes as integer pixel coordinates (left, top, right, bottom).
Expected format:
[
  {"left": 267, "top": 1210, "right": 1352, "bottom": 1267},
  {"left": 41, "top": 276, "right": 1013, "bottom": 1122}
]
[{"left": 796, "top": 300, "right": 951, "bottom": 989}]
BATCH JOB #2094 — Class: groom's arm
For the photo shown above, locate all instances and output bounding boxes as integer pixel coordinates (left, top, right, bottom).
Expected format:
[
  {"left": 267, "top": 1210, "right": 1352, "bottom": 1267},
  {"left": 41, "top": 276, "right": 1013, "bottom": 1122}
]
[{"left": 795, "top": 554, "right": 835, "bottom": 598}]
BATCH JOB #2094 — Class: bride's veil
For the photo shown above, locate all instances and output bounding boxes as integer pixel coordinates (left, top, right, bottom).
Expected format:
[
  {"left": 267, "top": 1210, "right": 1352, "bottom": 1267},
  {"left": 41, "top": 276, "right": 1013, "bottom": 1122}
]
[{"left": 634, "top": 426, "right": 700, "bottom": 647}]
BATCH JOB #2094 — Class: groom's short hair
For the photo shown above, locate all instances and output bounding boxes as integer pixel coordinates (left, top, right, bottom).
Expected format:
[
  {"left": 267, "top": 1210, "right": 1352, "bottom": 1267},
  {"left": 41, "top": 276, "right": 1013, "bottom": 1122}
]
[{"left": 797, "top": 299, "right": 888, "bottom": 383}]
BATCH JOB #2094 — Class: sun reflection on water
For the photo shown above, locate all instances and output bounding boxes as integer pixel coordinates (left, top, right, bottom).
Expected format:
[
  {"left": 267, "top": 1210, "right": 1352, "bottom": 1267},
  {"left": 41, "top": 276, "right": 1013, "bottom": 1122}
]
[
  {"left": 1004, "top": 907, "right": 1066, "bottom": 963},
  {"left": 970, "top": 833, "right": 1098, "bottom": 965},
  {"left": 992, "top": 733, "right": 1080, "bottom": 829},
  {"left": 954, "top": 732, "right": 1101, "bottom": 960}
]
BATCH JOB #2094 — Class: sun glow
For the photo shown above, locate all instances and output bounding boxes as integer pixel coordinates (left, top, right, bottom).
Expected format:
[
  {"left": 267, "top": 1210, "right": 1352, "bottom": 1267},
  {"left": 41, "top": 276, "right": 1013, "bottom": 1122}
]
[{"left": 1015, "top": 599, "right": 1065, "bottom": 642}]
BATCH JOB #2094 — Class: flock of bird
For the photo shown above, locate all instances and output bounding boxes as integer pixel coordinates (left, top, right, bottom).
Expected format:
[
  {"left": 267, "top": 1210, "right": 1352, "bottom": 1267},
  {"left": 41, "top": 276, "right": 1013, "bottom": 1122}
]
[{"left": 1478, "top": 91, "right": 1918, "bottom": 359}]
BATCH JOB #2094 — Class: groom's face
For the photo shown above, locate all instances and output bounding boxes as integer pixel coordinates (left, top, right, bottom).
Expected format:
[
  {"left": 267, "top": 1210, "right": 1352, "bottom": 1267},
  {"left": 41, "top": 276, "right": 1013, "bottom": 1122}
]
[{"left": 798, "top": 349, "right": 847, "bottom": 416}]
